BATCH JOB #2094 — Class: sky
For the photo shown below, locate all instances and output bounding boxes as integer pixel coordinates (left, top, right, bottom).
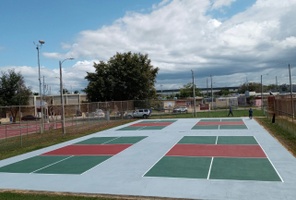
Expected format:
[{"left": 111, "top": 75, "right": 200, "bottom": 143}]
[{"left": 1, "top": 0, "right": 296, "bottom": 95}]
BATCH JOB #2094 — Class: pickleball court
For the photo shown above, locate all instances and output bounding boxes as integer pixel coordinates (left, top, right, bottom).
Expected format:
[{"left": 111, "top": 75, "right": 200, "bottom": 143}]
[{"left": 0, "top": 118, "right": 295, "bottom": 200}]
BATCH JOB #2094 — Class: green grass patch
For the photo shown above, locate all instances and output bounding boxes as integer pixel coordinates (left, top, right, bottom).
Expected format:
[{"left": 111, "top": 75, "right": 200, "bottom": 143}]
[
  {"left": 151, "top": 108, "right": 264, "bottom": 119},
  {"left": 0, "top": 191, "right": 124, "bottom": 200},
  {"left": 0, "top": 120, "right": 133, "bottom": 160},
  {"left": 256, "top": 117, "right": 296, "bottom": 156}
]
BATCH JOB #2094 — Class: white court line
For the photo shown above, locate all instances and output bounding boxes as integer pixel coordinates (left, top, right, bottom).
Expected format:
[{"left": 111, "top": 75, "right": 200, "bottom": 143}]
[
  {"left": 218, "top": 118, "right": 222, "bottom": 130},
  {"left": 102, "top": 137, "right": 121, "bottom": 144},
  {"left": 207, "top": 157, "right": 214, "bottom": 180},
  {"left": 142, "top": 137, "right": 181, "bottom": 178},
  {"left": 81, "top": 156, "right": 111, "bottom": 175},
  {"left": 31, "top": 155, "right": 74, "bottom": 174},
  {"left": 253, "top": 136, "right": 284, "bottom": 182},
  {"left": 215, "top": 136, "right": 219, "bottom": 144}
]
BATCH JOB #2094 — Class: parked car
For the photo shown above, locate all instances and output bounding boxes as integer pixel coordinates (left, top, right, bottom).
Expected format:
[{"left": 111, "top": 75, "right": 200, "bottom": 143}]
[
  {"left": 93, "top": 109, "right": 105, "bottom": 118},
  {"left": 127, "top": 109, "right": 152, "bottom": 119},
  {"left": 21, "top": 115, "right": 41, "bottom": 121},
  {"left": 173, "top": 106, "right": 188, "bottom": 113}
]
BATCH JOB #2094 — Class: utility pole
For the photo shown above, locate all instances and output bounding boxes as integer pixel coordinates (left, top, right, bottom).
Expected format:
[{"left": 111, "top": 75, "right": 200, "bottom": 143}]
[
  {"left": 211, "top": 75, "right": 213, "bottom": 110},
  {"left": 261, "top": 75, "right": 263, "bottom": 111},
  {"left": 191, "top": 70, "right": 196, "bottom": 117},
  {"left": 288, "top": 64, "right": 294, "bottom": 120},
  {"left": 206, "top": 78, "right": 209, "bottom": 97}
]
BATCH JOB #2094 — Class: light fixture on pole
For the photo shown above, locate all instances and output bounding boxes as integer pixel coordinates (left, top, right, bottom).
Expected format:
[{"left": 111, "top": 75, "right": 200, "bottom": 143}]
[
  {"left": 35, "top": 40, "right": 45, "bottom": 133},
  {"left": 191, "top": 70, "right": 196, "bottom": 117},
  {"left": 59, "top": 58, "right": 74, "bottom": 134}
]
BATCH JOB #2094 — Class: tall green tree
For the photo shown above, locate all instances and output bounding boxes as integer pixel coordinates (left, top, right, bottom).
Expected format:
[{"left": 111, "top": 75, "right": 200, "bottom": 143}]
[
  {"left": 84, "top": 52, "right": 159, "bottom": 101},
  {"left": 238, "top": 82, "right": 263, "bottom": 93},
  {"left": 179, "top": 83, "right": 201, "bottom": 98},
  {"left": 0, "top": 70, "right": 32, "bottom": 122}
]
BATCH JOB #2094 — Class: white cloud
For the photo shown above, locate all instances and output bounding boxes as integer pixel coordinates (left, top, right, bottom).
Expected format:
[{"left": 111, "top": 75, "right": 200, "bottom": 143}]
[
  {"left": 36, "top": 0, "right": 296, "bottom": 90},
  {"left": 210, "top": 0, "right": 236, "bottom": 10}
]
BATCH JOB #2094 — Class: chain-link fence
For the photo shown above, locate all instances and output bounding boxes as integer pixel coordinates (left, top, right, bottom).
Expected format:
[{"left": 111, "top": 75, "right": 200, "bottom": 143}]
[
  {"left": 266, "top": 95, "right": 296, "bottom": 135},
  {"left": 0, "top": 100, "right": 158, "bottom": 140},
  {"left": 0, "top": 100, "right": 161, "bottom": 155}
]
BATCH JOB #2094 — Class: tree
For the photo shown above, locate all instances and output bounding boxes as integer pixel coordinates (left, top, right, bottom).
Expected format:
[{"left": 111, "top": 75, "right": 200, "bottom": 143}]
[
  {"left": 84, "top": 52, "right": 159, "bottom": 101},
  {"left": 62, "top": 88, "right": 70, "bottom": 94},
  {"left": 0, "top": 70, "right": 32, "bottom": 122},
  {"left": 238, "top": 82, "right": 262, "bottom": 93},
  {"left": 179, "top": 83, "right": 201, "bottom": 98},
  {"left": 216, "top": 88, "right": 230, "bottom": 96}
]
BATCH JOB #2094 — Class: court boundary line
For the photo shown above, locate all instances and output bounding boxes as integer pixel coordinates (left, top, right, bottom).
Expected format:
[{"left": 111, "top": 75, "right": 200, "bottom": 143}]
[
  {"left": 193, "top": 118, "right": 248, "bottom": 130},
  {"left": 207, "top": 157, "right": 214, "bottom": 180},
  {"left": 253, "top": 136, "right": 284, "bottom": 182},
  {"left": 101, "top": 137, "right": 121, "bottom": 144},
  {"left": 144, "top": 135, "right": 282, "bottom": 182},
  {"left": 81, "top": 156, "right": 112, "bottom": 175},
  {"left": 215, "top": 136, "right": 218, "bottom": 144},
  {"left": 142, "top": 137, "right": 181, "bottom": 178},
  {"left": 31, "top": 155, "right": 74, "bottom": 174}
]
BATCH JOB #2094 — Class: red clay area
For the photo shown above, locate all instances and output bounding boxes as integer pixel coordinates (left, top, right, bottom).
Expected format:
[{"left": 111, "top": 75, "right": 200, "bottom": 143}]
[
  {"left": 197, "top": 121, "right": 244, "bottom": 125},
  {"left": 131, "top": 122, "right": 173, "bottom": 127},
  {"left": 166, "top": 144, "right": 266, "bottom": 158},
  {"left": 42, "top": 144, "right": 131, "bottom": 156}
]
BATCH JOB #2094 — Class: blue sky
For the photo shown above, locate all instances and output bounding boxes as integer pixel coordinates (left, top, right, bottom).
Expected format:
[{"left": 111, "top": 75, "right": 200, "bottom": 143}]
[
  {"left": 0, "top": 0, "right": 159, "bottom": 66},
  {"left": 1, "top": 0, "right": 296, "bottom": 94}
]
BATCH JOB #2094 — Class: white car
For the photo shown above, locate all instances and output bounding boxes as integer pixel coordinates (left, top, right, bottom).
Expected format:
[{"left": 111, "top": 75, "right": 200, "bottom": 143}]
[
  {"left": 93, "top": 109, "right": 105, "bottom": 118},
  {"left": 173, "top": 106, "right": 188, "bottom": 113},
  {"left": 127, "top": 109, "right": 151, "bottom": 119}
]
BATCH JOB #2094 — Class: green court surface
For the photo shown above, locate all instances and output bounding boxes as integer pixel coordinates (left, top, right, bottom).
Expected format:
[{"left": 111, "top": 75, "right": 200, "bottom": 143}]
[
  {"left": 199, "top": 119, "right": 221, "bottom": 122},
  {"left": 145, "top": 136, "right": 282, "bottom": 182},
  {"left": 117, "top": 120, "right": 177, "bottom": 131},
  {"left": 178, "top": 136, "right": 217, "bottom": 144},
  {"left": 118, "top": 126, "right": 168, "bottom": 130},
  {"left": 75, "top": 136, "right": 146, "bottom": 144},
  {"left": 192, "top": 125, "right": 219, "bottom": 129},
  {"left": 221, "top": 118, "right": 243, "bottom": 121},
  {"left": 178, "top": 136, "right": 258, "bottom": 145},
  {"left": 210, "top": 158, "right": 281, "bottom": 181},
  {"left": 0, "top": 136, "right": 146, "bottom": 175},
  {"left": 35, "top": 156, "right": 111, "bottom": 174},
  {"left": 0, "top": 156, "right": 69, "bottom": 173},
  {"left": 145, "top": 156, "right": 212, "bottom": 179},
  {"left": 192, "top": 118, "right": 248, "bottom": 130},
  {"left": 219, "top": 125, "right": 248, "bottom": 129},
  {"left": 217, "top": 136, "right": 258, "bottom": 144}
]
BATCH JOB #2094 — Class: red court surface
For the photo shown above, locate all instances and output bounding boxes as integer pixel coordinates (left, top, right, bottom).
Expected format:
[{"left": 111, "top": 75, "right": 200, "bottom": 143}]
[
  {"left": 118, "top": 120, "right": 177, "bottom": 130},
  {"left": 166, "top": 144, "right": 266, "bottom": 158}
]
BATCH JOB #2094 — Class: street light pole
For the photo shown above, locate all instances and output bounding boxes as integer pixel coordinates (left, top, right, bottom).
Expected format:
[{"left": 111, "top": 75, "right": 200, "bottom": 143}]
[
  {"left": 288, "top": 64, "right": 294, "bottom": 120},
  {"left": 59, "top": 58, "right": 74, "bottom": 134},
  {"left": 211, "top": 75, "right": 213, "bottom": 110},
  {"left": 191, "top": 70, "right": 196, "bottom": 117},
  {"left": 35, "top": 40, "right": 45, "bottom": 133},
  {"left": 261, "top": 74, "right": 263, "bottom": 111}
]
